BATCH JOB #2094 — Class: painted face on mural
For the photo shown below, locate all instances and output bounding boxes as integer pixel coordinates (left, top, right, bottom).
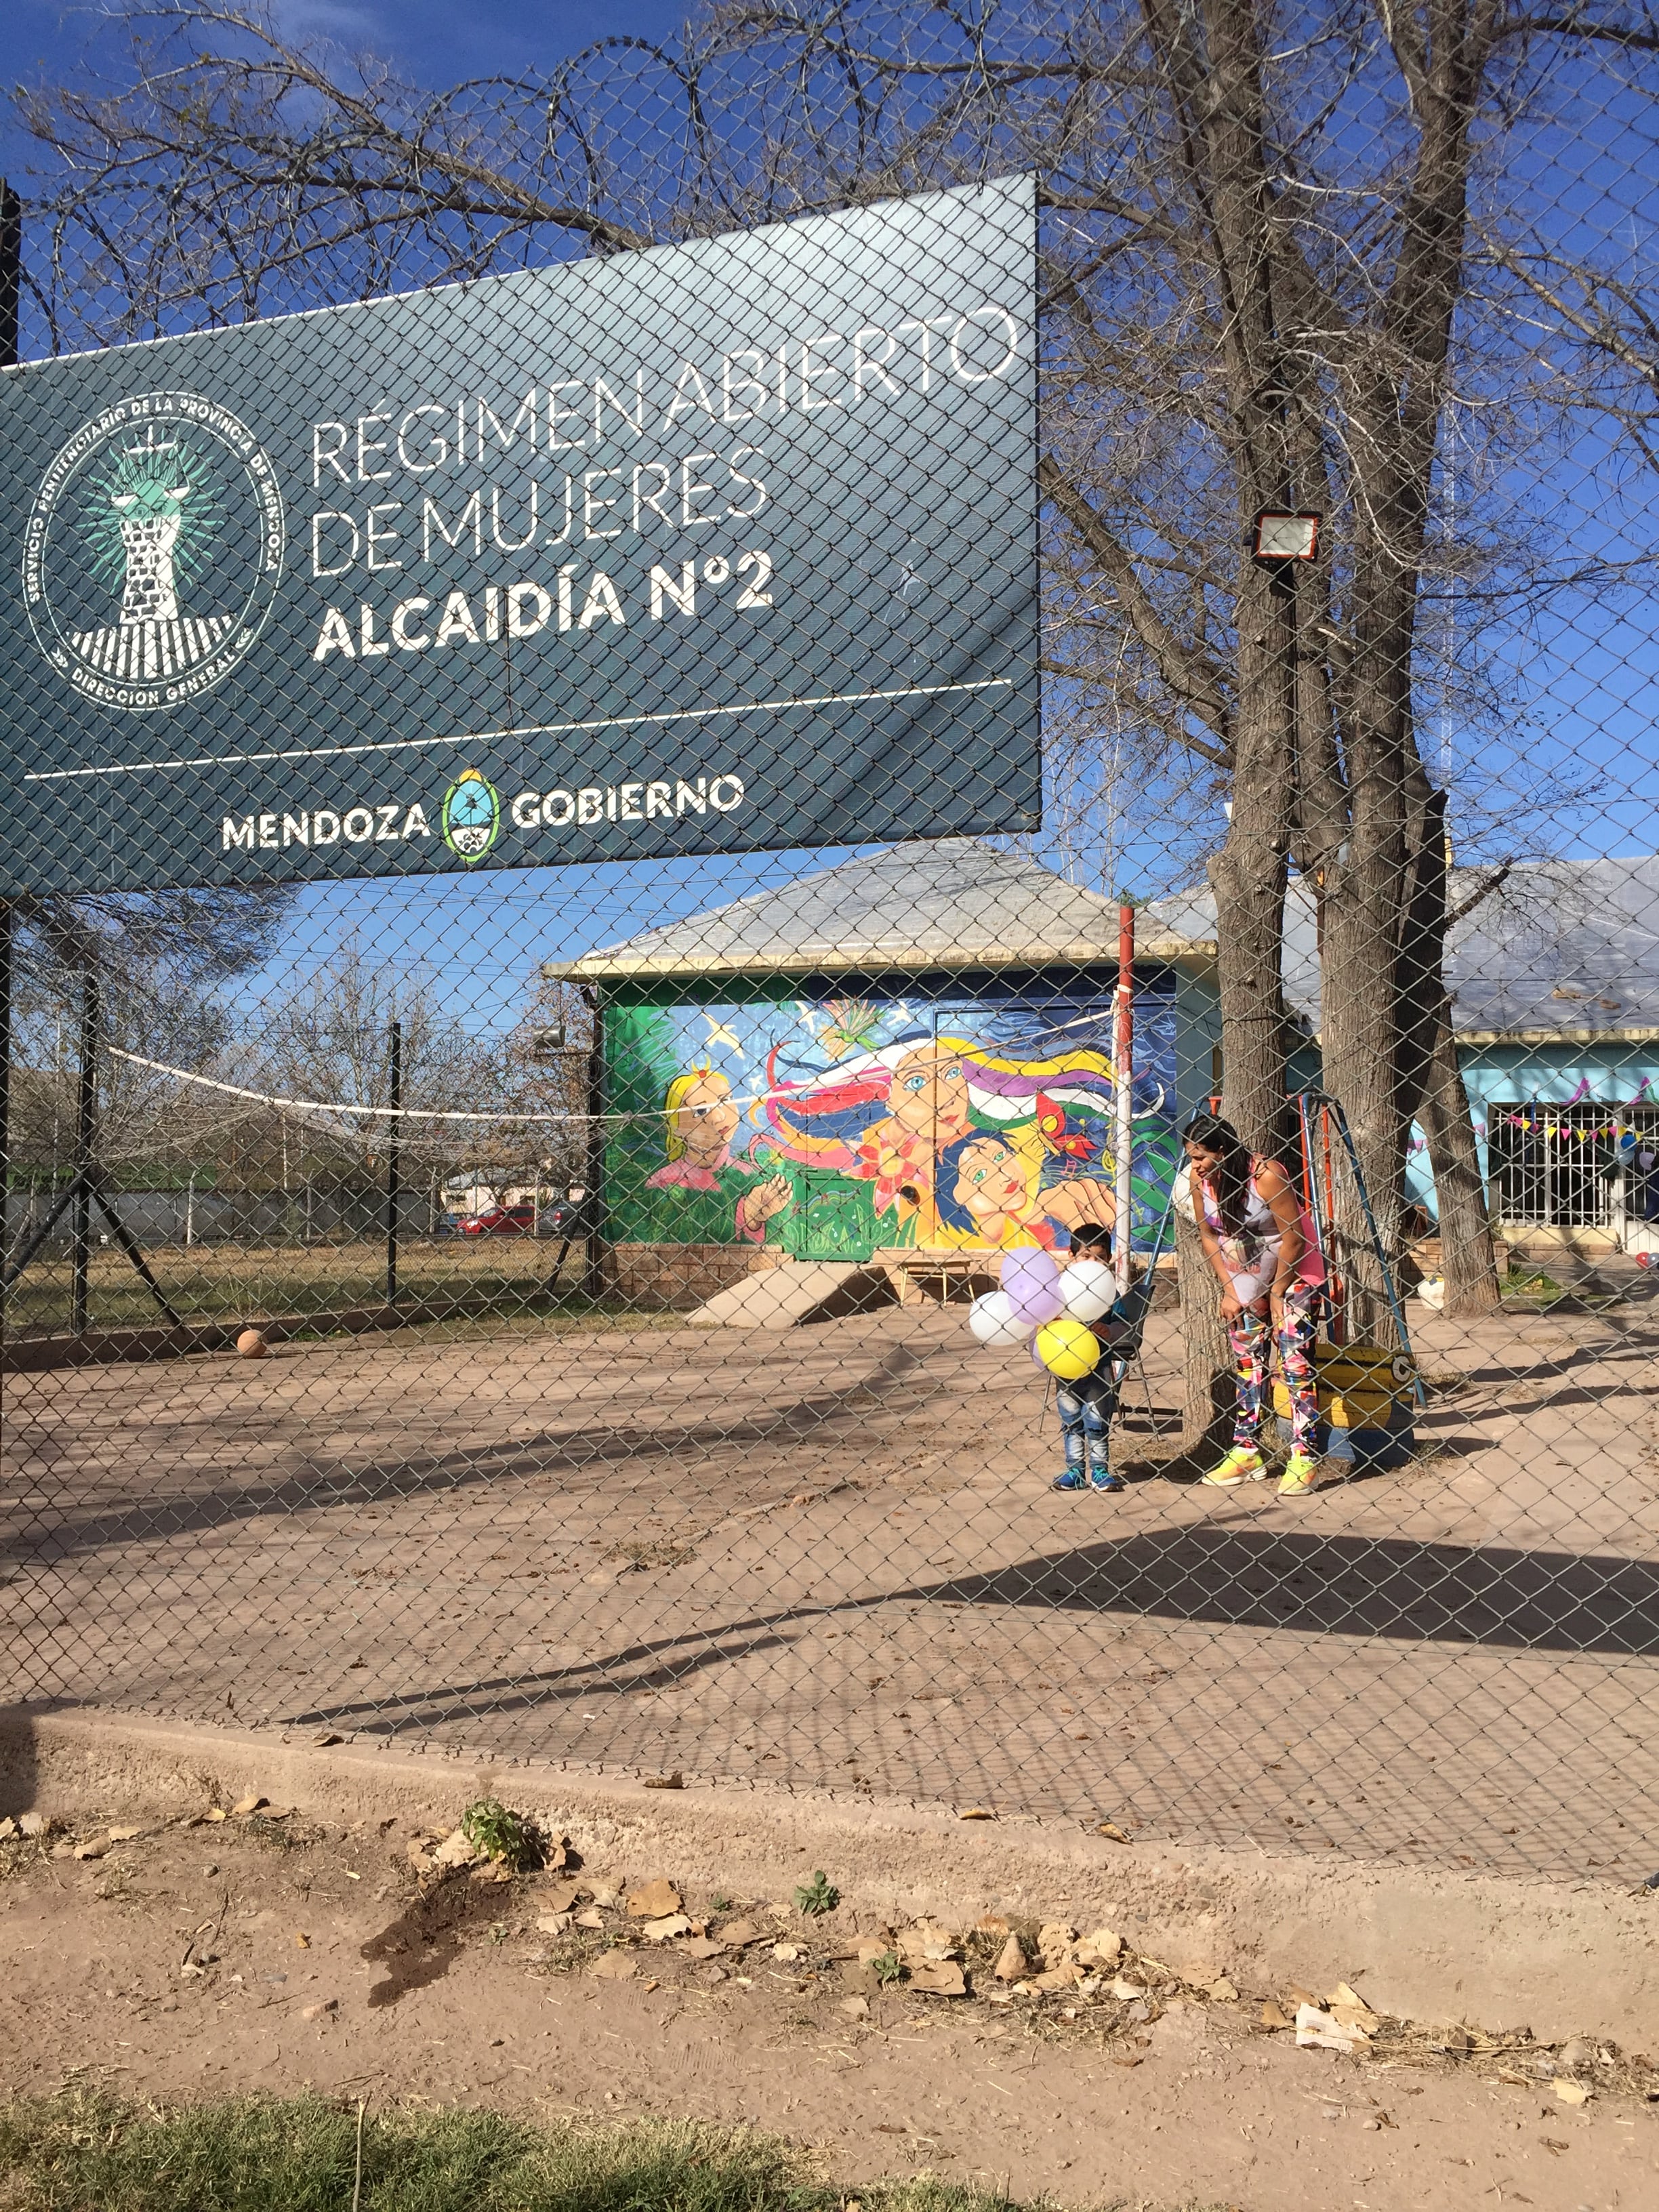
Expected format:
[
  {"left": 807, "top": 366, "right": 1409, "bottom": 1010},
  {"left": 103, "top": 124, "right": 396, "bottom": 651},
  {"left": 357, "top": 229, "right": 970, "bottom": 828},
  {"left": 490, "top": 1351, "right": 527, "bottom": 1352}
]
[
  {"left": 887, "top": 1049, "right": 972, "bottom": 1144},
  {"left": 949, "top": 1133, "right": 1033, "bottom": 1227},
  {"left": 670, "top": 1070, "right": 740, "bottom": 1165}
]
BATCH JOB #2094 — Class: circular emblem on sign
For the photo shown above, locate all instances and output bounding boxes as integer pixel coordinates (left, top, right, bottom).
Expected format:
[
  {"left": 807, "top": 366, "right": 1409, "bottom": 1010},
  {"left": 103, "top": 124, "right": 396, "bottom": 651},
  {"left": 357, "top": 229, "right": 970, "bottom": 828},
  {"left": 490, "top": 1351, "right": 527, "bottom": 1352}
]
[
  {"left": 22, "top": 390, "right": 283, "bottom": 714},
  {"left": 443, "top": 769, "right": 500, "bottom": 863}
]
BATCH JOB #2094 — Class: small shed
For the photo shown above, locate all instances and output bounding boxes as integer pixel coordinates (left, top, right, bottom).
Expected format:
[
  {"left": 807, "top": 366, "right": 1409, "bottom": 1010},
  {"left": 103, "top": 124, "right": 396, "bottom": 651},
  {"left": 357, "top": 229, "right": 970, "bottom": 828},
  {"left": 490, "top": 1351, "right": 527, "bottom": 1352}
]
[{"left": 541, "top": 840, "right": 1208, "bottom": 1305}]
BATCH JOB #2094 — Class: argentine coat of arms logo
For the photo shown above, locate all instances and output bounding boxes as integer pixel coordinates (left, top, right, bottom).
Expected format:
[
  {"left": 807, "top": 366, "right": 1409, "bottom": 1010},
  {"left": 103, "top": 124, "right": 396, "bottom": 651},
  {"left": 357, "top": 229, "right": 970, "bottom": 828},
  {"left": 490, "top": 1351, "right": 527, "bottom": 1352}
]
[{"left": 22, "top": 389, "right": 284, "bottom": 713}]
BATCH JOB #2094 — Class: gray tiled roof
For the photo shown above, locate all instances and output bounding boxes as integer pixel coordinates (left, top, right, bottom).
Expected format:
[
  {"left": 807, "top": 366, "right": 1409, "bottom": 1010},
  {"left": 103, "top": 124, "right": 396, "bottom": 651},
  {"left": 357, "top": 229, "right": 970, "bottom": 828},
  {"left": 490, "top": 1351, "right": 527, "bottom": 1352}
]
[
  {"left": 542, "top": 840, "right": 1212, "bottom": 981},
  {"left": 546, "top": 841, "right": 1659, "bottom": 1042}
]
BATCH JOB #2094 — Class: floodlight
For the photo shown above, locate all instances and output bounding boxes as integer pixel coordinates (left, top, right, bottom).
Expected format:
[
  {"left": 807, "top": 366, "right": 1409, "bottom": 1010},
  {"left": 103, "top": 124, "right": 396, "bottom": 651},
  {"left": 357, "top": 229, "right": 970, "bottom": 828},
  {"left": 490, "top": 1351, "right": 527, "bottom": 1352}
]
[{"left": 1252, "top": 510, "right": 1323, "bottom": 562}]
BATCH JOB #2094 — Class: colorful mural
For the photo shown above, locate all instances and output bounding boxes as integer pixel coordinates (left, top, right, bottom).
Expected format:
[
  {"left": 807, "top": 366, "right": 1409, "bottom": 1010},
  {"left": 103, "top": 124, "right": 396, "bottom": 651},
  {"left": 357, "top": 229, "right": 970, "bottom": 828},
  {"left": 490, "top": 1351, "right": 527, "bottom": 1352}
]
[{"left": 606, "top": 990, "right": 1181, "bottom": 1260}]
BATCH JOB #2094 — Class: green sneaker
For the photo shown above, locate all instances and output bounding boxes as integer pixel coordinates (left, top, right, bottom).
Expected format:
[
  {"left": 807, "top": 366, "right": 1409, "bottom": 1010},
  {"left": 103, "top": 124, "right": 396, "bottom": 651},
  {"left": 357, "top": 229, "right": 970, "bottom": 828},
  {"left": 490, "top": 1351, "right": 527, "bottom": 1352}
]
[
  {"left": 1200, "top": 1446, "right": 1266, "bottom": 1488},
  {"left": 1275, "top": 1451, "right": 1322, "bottom": 1497}
]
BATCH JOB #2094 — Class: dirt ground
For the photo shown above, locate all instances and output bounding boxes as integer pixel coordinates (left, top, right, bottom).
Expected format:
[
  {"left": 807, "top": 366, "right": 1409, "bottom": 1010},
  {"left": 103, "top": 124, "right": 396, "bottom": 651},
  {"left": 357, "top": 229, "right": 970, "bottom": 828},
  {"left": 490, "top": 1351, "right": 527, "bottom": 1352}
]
[
  {"left": 4, "top": 1275, "right": 1658, "bottom": 1881},
  {"left": 0, "top": 1805, "right": 1653, "bottom": 2212}
]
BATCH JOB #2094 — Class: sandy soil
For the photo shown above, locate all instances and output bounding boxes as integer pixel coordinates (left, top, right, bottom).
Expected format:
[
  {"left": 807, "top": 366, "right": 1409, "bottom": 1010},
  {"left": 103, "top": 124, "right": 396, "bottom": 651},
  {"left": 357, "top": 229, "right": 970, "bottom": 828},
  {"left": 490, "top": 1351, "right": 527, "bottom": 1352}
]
[
  {"left": 4, "top": 1279, "right": 1658, "bottom": 1882},
  {"left": 0, "top": 1807, "right": 1653, "bottom": 2212}
]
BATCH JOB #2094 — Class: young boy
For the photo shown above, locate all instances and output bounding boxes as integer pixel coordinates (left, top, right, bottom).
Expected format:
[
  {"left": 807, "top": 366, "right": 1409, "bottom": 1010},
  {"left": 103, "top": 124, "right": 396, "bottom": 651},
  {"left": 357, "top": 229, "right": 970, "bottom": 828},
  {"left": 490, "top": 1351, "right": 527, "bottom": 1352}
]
[{"left": 1050, "top": 1222, "right": 1131, "bottom": 1495}]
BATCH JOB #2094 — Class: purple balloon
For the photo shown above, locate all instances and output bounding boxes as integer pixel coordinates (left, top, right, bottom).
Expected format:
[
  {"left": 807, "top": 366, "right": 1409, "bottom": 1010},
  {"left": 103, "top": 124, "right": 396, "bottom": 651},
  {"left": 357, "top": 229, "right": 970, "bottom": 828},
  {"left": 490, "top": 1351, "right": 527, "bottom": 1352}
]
[{"left": 1002, "top": 1246, "right": 1065, "bottom": 1326}]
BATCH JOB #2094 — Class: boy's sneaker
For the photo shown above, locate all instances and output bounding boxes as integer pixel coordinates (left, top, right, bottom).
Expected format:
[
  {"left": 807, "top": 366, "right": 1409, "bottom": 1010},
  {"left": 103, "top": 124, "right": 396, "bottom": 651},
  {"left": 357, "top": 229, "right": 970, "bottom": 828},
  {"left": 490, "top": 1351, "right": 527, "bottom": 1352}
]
[
  {"left": 1275, "top": 1451, "right": 1322, "bottom": 1496},
  {"left": 1200, "top": 1446, "right": 1266, "bottom": 1488},
  {"left": 1052, "top": 1468, "right": 1090, "bottom": 1492},
  {"left": 1088, "top": 1465, "right": 1125, "bottom": 1493}
]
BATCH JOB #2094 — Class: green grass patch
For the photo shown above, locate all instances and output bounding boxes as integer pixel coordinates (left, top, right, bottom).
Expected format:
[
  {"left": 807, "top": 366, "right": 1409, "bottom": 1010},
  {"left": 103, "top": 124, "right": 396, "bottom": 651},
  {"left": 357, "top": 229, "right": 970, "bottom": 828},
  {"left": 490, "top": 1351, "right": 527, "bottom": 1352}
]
[
  {"left": 1501, "top": 1267, "right": 1568, "bottom": 1301},
  {"left": 0, "top": 2093, "right": 1037, "bottom": 2212}
]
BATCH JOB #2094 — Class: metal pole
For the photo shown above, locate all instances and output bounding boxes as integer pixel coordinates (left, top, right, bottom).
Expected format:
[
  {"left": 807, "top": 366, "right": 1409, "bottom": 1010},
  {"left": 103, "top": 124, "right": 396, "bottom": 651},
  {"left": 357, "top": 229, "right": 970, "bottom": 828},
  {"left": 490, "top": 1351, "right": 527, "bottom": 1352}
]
[
  {"left": 1113, "top": 899, "right": 1136, "bottom": 1296},
  {"left": 385, "top": 1017, "right": 402, "bottom": 1305},
  {"left": 72, "top": 972, "right": 98, "bottom": 1337},
  {"left": 0, "top": 903, "right": 11, "bottom": 1336},
  {"left": 0, "top": 185, "right": 18, "bottom": 1343}
]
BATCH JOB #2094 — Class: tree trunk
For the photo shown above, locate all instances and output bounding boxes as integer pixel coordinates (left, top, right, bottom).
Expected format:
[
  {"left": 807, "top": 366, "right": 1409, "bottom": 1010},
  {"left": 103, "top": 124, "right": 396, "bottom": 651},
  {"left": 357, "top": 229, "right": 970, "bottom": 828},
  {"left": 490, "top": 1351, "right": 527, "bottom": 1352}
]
[
  {"left": 1210, "top": 567, "right": 1299, "bottom": 1160},
  {"left": 1175, "top": 1169, "right": 1232, "bottom": 1456},
  {"left": 1418, "top": 989, "right": 1501, "bottom": 1314}
]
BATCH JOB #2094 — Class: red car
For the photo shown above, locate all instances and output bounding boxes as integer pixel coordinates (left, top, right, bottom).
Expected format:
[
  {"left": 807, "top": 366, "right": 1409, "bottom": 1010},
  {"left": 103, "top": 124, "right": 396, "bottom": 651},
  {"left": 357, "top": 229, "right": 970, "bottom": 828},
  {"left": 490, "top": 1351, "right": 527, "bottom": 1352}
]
[{"left": 456, "top": 1203, "right": 537, "bottom": 1237}]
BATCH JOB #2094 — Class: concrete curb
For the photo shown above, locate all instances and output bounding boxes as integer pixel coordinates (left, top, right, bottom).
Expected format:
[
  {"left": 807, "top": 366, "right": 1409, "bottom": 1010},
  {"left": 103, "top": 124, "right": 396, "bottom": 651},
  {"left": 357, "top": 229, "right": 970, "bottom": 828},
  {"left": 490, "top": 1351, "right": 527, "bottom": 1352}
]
[{"left": 3, "top": 1704, "right": 1654, "bottom": 2046}]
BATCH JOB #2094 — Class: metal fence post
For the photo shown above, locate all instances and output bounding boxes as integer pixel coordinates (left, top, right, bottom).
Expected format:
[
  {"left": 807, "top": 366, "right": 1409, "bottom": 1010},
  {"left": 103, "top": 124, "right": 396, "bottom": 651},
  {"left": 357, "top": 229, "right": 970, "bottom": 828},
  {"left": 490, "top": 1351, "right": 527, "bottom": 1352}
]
[
  {"left": 386, "top": 1017, "right": 402, "bottom": 1306},
  {"left": 71, "top": 971, "right": 98, "bottom": 1338}
]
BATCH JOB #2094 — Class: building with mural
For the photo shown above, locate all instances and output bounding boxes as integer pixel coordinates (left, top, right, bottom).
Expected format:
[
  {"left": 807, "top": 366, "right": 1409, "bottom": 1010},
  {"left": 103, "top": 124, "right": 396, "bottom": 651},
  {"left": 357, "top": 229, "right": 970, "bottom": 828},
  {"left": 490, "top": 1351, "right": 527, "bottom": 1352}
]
[{"left": 541, "top": 842, "right": 1208, "bottom": 1305}]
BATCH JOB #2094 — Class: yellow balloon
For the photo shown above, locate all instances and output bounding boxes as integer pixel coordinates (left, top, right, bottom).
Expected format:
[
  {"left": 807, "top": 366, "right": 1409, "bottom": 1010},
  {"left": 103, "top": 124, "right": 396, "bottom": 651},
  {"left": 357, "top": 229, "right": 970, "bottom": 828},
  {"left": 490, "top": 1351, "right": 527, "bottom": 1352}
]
[{"left": 1036, "top": 1318, "right": 1101, "bottom": 1380}]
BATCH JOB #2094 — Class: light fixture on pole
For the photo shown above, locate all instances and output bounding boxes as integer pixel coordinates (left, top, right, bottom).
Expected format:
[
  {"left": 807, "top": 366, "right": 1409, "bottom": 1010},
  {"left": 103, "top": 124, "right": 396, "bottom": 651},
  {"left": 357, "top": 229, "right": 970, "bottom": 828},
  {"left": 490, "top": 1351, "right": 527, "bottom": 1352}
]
[{"left": 1252, "top": 510, "right": 1323, "bottom": 562}]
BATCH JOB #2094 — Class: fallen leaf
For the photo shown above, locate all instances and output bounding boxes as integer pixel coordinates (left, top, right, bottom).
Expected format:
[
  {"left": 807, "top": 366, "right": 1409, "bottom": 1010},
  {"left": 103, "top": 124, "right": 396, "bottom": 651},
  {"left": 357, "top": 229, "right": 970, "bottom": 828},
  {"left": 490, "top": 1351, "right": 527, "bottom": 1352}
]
[
  {"left": 772, "top": 1942, "right": 803, "bottom": 1963},
  {"left": 642, "top": 1773, "right": 684, "bottom": 1790},
  {"left": 958, "top": 1808, "right": 994, "bottom": 1820},
  {"left": 1110, "top": 1977, "right": 1147, "bottom": 2001},
  {"left": 205, "top": 1807, "right": 228, "bottom": 1824},
  {"left": 73, "top": 1841, "right": 110, "bottom": 1861},
  {"left": 312, "top": 1732, "right": 344, "bottom": 1746},
  {"left": 1259, "top": 2000, "right": 1292, "bottom": 2028},
  {"left": 573, "top": 1908, "right": 605, "bottom": 1931},
  {"left": 642, "top": 1913, "right": 692, "bottom": 1942},
  {"left": 1096, "top": 1822, "right": 1131, "bottom": 1843},
  {"left": 1328, "top": 1980, "right": 1381, "bottom": 2031},
  {"left": 677, "top": 1936, "right": 724, "bottom": 1960},
  {"left": 897, "top": 1919, "right": 958, "bottom": 1963},
  {"left": 231, "top": 1795, "right": 267, "bottom": 1817},
  {"left": 536, "top": 1913, "right": 572, "bottom": 1937},
  {"left": 1077, "top": 1927, "right": 1124, "bottom": 1967},
  {"left": 293, "top": 1933, "right": 310, "bottom": 1950},
  {"left": 1553, "top": 2080, "right": 1592, "bottom": 2106},
  {"left": 908, "top": 1959, "right": 967, "bottom": 1996},
  {"left": 17, "top": 1814, "right": 46, "bottom": 1838},
  {"left": 541, "top": 1879, "right": 583, "bottom": 1911},
  {"left": 993, "top": 1935, "right": 1028, "bottom": 1982},
  {"left": 1209, "top": 1977, "right": 1240, "bottom": 2003},
  {"left": 106, "top": 1826, "right": 143, "bottom": 1843},
  {"left": 432, "top": 1830, "right": 486, "bottom": 1870},
  {"left": 627, "top": 1879, "right": 682, "bottom": 1919},
  {"left": 300, "top": 1999, "right": 337, "bottom": 2022},
  {"left": 0, "top": 1818, "right": 14, "bottom": 1839},
  {"left": 1287, "top": 1985, "right": 1319, "bottom": 2007},
  {"left": 838, "top": 1994, "right": 871, "bottom": 2020},
  {"left": 717, "top": 1920, "right": 763, "bottom": 1948},
  {"left": 1033, "top": 1963, "right": 1083, "bottom": 1992},
  {"left": 855, "top": 1937, "right": 896, "bottom": 1965},
  {"left": 588, "top": 1950, "right": 638, "bottom": 1980}
]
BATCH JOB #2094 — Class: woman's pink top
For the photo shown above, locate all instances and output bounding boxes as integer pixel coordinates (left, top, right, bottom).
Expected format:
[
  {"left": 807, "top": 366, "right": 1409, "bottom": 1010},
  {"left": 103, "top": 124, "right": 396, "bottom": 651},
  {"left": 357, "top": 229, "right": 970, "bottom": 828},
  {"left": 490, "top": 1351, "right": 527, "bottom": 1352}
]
[{"left": 1196, "top": 1157, "right": 1326, "bottom": 1288}]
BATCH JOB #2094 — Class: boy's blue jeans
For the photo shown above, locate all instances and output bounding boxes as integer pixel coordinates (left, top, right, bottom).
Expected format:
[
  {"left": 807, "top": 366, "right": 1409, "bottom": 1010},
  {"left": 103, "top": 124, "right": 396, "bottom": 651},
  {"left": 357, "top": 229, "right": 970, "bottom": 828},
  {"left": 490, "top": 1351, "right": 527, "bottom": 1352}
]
[{"left": 1058, "top": 1370, "right": 1116, "bottom": 1475}]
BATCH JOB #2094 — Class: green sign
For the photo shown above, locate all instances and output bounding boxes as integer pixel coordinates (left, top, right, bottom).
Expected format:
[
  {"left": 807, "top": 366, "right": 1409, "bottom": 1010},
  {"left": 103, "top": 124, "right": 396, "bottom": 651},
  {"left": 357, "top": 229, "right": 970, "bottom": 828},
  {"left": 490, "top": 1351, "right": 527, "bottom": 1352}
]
[{"left": 1, "top": 178, "right": 1038, "bottom": 894}]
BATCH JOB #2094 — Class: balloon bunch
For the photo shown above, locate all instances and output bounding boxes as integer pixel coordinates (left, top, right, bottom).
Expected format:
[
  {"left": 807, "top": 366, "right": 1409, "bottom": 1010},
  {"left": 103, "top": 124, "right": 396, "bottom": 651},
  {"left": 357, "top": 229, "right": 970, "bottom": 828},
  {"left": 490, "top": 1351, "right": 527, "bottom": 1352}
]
[{"left": 967, "top": 1247, "right": 1118, "bottom": 1380}]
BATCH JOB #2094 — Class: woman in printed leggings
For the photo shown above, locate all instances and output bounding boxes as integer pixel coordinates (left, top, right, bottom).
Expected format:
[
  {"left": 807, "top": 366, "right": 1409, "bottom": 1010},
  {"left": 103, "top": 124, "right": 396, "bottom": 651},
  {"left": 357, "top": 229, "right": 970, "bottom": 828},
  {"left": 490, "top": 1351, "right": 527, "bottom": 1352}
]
[{"left": 1182, "top": 1113, "right": 1327, "bottom": 1498}]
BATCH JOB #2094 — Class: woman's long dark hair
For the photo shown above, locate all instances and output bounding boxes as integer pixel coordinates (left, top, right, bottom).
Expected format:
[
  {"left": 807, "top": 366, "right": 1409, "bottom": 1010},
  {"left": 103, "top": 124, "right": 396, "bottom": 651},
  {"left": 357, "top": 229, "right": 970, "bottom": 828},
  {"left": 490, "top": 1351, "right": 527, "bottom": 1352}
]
[{"left": 1181, "top": 1112, "right": 1252, "bottom": 1235}]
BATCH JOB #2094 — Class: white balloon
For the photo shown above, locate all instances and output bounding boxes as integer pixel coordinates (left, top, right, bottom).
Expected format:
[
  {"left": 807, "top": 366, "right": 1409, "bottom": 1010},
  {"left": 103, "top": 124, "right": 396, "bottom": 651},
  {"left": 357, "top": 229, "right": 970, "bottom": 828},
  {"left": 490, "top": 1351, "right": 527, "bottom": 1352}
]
[
  {"left": 1060, "top": 1260, "right": 1118, "bottom": 1324},
  {"left": 968, "top": 1290, "right": 1036, "bottom": 1347}
]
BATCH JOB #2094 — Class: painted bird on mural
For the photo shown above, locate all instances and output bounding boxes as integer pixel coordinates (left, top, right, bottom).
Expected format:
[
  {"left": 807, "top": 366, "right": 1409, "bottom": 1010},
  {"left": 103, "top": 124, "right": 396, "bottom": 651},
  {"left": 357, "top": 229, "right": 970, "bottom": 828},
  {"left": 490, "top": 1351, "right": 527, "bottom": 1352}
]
[{"left": 1035, "top": 1091, "right": 1098, "bottom": 1161}]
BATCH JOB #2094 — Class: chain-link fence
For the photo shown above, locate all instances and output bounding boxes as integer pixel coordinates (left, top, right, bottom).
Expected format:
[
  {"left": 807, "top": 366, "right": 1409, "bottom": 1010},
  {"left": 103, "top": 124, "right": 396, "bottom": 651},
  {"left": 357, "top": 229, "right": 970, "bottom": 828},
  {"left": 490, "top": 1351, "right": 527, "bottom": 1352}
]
[{"left": 2, "top": 2, "right": 1658, "bottom": 1889}]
